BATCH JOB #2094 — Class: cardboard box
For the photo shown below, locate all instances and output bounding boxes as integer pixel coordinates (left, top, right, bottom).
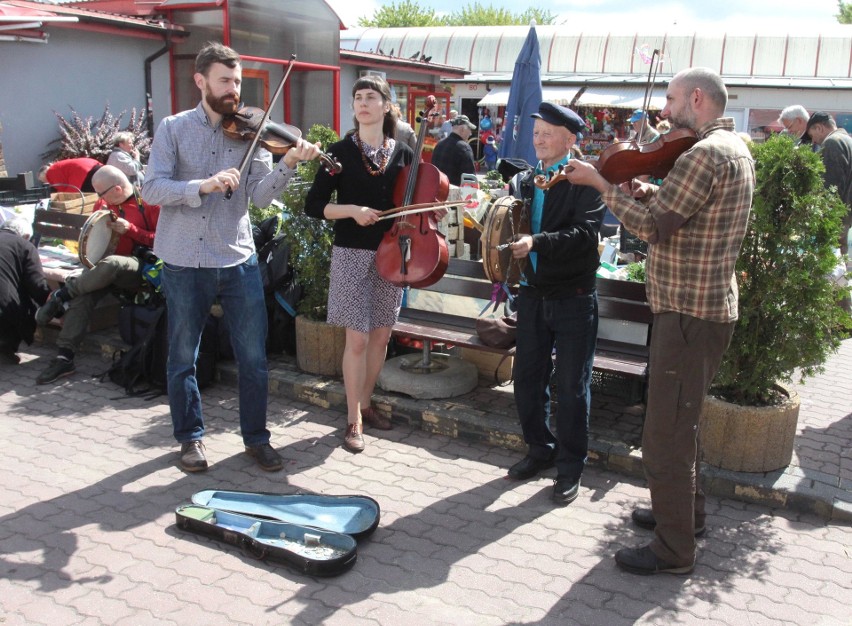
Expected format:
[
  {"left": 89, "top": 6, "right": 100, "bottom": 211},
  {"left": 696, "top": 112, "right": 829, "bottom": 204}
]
[
  {"left": 460, "top": 347, "right": 513, "bottom": 385},
  {"left": 49, "top": 192, "right": 98, "bottom": 214}
]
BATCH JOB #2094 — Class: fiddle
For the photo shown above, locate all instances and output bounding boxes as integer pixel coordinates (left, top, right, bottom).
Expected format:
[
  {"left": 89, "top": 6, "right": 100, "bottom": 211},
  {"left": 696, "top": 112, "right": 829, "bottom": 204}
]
[
  {"left": 588, "top": 48, "right": 697, "bottom": 185},
  {"left": 222, "top": 107, "right": 342, "bottom": 176},
  {"left": 532, "top": 127, "right": 698, "bottom": 190},
  {"left": 594, "top": 128, "right": 697, "bottom": 184},
  {"left": 374, "top": 95, "right": 449, "bottom": 289}
]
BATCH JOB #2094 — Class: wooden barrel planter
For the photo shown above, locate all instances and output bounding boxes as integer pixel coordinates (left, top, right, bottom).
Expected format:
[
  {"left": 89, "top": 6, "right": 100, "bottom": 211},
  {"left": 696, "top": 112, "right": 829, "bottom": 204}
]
[
  {"left": 294, "top": 315, "right": 346, "bottom": 377},
  {"left": 699, "top": 386, "right": 800, "bottom": 473}
]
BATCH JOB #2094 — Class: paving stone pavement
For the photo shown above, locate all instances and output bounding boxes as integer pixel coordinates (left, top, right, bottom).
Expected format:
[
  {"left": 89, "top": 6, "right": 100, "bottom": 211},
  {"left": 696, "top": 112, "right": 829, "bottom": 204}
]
[{"left": 1, "top": 340, "right": 851, "bottom": 625}]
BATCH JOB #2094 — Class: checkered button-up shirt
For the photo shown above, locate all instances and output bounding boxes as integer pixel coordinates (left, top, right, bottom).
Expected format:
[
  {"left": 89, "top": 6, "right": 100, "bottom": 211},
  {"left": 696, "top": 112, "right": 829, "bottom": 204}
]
[
  {"left": 603, "top": 118, "right": 755, "bottom": 323},
  {"left": 143, "top": 103, "right": 297, "bottom": 268}
]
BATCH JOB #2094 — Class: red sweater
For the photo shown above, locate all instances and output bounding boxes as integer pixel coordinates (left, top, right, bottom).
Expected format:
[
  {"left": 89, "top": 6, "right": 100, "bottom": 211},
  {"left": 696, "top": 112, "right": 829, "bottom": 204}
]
[
  {"left": 94, "top": 192, "right": 160, "bottom": 256},
  {"left": 45, "top": 158, "right": 102, "bottom": 193}
]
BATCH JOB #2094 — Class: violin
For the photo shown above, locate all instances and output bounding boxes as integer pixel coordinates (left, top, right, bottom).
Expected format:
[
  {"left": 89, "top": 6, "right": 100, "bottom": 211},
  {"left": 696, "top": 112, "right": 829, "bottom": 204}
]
[
  {"left": 374, "top": 95, "right": 449, "bottom": 289},
  {"left": 594, "top": 128, "right": 697, "bottom": 184},
  {"left": 588, "top": 48, "right": 697, "bottom": 185},
  {"left": 222, "top": 106, "right": 342, "bottom": 175}
]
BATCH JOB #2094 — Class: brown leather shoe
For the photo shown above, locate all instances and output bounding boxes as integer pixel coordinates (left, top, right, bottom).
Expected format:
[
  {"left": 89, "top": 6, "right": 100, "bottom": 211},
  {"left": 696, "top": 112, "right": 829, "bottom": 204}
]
[
  {"left": 179, "top": 440, "right": 208, "bottom": 472},
  {"left": 344, "top": 422, "right": 365, "bottom": 453},
  {"left": 362, "top": 406, "right": 392, "bottom": 430}
]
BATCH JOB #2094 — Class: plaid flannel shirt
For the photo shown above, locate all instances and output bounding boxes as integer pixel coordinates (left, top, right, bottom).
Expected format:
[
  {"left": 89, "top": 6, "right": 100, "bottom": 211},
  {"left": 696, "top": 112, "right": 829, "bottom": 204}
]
[{"left": 603, "top": 118, "right": 755, "bottom": 323}]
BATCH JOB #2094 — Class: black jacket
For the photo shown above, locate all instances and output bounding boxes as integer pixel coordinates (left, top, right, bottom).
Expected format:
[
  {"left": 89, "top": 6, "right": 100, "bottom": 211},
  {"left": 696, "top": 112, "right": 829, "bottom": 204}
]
[
  {"left": 430, "top": 132, "right": 476, "bottom": 186},
  {"left": 0, "top": 228, "right": 50, "bottom": 347},
  {"left": 511, "top": 168, "right": 605, "bottom": 298}
]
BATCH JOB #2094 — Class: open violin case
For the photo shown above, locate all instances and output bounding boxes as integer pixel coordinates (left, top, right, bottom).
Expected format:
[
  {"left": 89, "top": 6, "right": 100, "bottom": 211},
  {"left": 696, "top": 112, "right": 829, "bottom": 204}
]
[{"left": 175, "top": 490, "right": 380, "bottom": 577}]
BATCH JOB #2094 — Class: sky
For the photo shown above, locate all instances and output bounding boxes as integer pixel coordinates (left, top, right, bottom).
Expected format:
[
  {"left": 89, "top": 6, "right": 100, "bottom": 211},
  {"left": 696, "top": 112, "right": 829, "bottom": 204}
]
[{"left": 325, "top": 0, "right": 845, "bottom": 33}]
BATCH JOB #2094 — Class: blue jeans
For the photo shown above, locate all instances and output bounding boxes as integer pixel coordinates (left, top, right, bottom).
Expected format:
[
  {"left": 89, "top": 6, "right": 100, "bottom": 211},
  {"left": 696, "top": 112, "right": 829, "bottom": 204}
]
[
  {"left": 513, "top": 290, "right": 598, "bottom": 481},
  {"left": 162, "top": 256, "right": 270, "bottom": 446}
]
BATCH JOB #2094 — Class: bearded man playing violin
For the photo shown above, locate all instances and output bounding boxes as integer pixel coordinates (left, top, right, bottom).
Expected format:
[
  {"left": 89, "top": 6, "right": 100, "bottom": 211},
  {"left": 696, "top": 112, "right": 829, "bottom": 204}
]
[
  {"left": 504, "top": 102, "right": 605, "bottom": 508},
  {"left": 565, "top": 67, "right": 755, "bottom": 576},
  {"left": 143, "top": 42, "right": 322, "bottom": 474}
]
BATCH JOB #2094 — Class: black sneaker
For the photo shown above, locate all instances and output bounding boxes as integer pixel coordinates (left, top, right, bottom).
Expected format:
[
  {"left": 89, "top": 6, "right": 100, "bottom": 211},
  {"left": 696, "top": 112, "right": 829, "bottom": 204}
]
[
  {"left": 0, "top": 351, "right": 20, "bottom": 365},
  {"left": 615, "top": 544, "right": 694, "bottom": 576},
  {"left": 179, "top": 440, "right": 208, "bottom": 472},
  {"left": 35, "top": 290, "right": 67, "bottom": 326},
  {"left": 245, "top": 442, "right": 283, "bottom": 471},
  {"left": 36, "top": 356, "right": 75, "bottom": 384}
]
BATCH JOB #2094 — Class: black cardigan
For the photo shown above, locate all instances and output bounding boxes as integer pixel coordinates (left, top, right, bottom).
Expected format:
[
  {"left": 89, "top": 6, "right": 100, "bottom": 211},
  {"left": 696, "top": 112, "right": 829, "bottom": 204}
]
[{"left": 305, "top": 137, "right": 414, "bottom": 251}]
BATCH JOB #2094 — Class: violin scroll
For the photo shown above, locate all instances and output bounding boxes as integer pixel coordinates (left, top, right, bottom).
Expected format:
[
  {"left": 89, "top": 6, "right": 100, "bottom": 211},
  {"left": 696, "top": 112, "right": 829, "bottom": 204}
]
[{"left": 533, "top": 163, "right": 575, "bottom": 190}]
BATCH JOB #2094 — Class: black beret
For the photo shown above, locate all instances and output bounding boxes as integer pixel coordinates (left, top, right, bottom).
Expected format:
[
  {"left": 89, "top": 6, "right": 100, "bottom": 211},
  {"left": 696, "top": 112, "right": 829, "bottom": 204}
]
[{"left": 531, "top": 102, "right": 586, "bottom": 134}]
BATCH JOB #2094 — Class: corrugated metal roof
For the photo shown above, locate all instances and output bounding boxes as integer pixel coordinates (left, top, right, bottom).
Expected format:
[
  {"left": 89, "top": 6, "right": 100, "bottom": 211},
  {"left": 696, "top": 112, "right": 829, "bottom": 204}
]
[{"left": 342, "top": 26, "right": 852, "bottom": 80}]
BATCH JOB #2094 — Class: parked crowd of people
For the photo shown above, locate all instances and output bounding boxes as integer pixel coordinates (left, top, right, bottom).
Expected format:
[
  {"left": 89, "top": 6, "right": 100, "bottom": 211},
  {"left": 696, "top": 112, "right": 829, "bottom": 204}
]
[{"left": 3, "top": 41, "right": 851, "bottom": 578}]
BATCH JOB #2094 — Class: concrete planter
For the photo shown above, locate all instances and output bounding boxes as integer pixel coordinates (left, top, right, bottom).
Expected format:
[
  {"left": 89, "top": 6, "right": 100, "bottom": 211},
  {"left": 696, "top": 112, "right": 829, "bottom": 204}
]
[
  {"left": 699, "top": 386, "right": 800, "bottom": 473},
  {"left": 295, "top": 315, "right": 345, "bottom": 377}
]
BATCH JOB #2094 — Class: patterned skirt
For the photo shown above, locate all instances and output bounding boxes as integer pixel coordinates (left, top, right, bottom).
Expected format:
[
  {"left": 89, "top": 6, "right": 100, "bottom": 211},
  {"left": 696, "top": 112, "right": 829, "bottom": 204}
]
[{"left": 326, "top": 245, "right": 403, "bottom": 333}]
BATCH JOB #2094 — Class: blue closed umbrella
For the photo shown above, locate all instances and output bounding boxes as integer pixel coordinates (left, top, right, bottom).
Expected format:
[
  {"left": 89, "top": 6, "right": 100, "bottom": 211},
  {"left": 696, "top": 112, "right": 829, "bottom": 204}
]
[{"left": 498, "top": 24, "right": 543, "bottom": 168}]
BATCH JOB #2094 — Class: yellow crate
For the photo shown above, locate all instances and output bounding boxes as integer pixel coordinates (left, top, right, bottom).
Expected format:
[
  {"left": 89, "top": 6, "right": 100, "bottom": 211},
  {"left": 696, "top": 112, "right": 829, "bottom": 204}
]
[{"left": 49, "top": 192, "right": 99, "bottom": 214}]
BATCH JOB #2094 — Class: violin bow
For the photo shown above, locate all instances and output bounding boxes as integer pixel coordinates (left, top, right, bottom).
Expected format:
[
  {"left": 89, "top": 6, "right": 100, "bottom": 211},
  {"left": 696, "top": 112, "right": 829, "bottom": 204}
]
[
  {"left": 225, "top": 54, "right": 297, "bottom": 200},
  {"left": 637, "top": 49, "right": 660, "bottom": 146},
  {"left": 376, "top": 200, "right": 468, "bottom": 221}
]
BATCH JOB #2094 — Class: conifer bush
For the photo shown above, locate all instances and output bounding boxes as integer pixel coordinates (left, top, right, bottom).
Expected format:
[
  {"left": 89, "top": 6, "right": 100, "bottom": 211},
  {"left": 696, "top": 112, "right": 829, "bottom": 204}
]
[{"left": 713, "top": 134, "right": 850, "bottom": 406}]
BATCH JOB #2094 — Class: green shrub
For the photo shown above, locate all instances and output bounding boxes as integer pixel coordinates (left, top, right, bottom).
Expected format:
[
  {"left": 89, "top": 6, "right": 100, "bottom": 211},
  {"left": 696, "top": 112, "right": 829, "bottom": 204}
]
[
  {"left": 713, "top": 134, "right": 850, "bottom": 406},
  {"left": 276, "top": 124, "right": 339, "bottom": 320}
]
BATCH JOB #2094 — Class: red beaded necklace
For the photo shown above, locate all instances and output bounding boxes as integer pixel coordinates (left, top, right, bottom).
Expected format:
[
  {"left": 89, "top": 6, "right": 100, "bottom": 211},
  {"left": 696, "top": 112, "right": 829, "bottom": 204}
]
[{"left": 354, "top": 132, "right": 390, "bottom": 176}]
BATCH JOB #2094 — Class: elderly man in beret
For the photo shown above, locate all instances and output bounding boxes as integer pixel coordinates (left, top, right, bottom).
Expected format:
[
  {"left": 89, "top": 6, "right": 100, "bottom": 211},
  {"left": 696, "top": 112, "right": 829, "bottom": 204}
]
[{"left": 505, "top": 102, "right": 605, "bottom": 506}]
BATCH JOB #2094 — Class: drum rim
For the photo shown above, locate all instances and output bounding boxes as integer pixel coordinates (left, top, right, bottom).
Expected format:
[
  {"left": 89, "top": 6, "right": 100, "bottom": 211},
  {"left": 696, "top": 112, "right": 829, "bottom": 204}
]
[{"left": 78, "top": 209, "right": 119, "bottom": 269}]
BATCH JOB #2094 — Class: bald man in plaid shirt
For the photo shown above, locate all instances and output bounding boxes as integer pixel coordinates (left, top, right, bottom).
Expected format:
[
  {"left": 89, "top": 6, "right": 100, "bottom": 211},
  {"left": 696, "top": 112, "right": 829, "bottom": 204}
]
[{"left": 567, "top": 67, "right": 754, "bottom": 576}]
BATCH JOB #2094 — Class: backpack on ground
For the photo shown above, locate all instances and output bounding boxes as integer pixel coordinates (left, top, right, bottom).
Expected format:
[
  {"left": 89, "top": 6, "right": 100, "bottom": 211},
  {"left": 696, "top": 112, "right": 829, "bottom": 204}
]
[
  {"left": 257, "top": 220, "right": 302, "bottom": 356},
  {"left": 106, "top": 303, "right": 167, "bottom": 396},
  {"left": 106, "top": 302, "right": 218, "bottom": 396}
]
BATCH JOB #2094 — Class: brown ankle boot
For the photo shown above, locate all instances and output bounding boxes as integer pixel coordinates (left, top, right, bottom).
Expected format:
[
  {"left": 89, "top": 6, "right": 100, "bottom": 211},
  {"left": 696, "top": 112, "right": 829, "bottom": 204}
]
[{"left": 362, "top": 406, "right": 392, "bottom": 430}]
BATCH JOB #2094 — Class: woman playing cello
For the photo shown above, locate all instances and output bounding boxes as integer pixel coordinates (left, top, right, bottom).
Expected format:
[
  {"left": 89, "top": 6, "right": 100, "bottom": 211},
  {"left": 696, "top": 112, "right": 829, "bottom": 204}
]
[{"left": 305, "top": 75, "right": 414, "bottom": 453}]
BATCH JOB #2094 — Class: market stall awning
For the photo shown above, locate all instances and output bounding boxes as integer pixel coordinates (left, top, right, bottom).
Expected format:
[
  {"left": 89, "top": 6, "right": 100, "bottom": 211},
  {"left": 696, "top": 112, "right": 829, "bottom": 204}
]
[
  {"left": 478, "top": 85, "right": 582, "bottom": 107},
  {"left": 576, "top": 86, "right": 666, "bottom": 110}
]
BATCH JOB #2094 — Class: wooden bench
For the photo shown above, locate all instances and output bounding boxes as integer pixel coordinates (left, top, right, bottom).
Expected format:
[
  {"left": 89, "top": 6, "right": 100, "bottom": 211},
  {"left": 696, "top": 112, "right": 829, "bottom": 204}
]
[
  {"left": 31, "top": 207, "right": 123, "bottom": 331},
  {"left": 392, "top": 258, "right": 513, "bottom": 376},
  {"left": 32, "top": 207, "right": 90, "bottom": 249},
  {"left": 391, "top": 258, "right": 652, "bottom": 400}
]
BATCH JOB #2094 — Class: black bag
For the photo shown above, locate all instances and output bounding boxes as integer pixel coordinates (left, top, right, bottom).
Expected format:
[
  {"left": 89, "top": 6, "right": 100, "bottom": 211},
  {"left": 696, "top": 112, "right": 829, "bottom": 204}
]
[
  {"left": 258, "top": 232, "right": 302, "bottom": 355},
  {"left": 107, "top": 303, "right": 217, "bottom": 396},
  {"left": 107, "top": 304, "right": 167, "bottom": 396}
]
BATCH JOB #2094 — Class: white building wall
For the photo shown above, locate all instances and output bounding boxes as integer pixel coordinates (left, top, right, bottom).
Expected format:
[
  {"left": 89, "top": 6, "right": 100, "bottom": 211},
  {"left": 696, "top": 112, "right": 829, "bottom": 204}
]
[{"left": 0, "top": 28, "right": 170, "bottom": 177}]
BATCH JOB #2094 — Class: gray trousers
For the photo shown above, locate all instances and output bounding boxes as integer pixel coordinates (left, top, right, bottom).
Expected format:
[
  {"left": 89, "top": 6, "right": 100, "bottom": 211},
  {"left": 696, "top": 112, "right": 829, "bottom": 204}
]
[
  {"left": 642, "top": 312, "right": 735, "bottom": 566},
  {"left": 57, "top": 255, "right": 142, "bottom": 353}
]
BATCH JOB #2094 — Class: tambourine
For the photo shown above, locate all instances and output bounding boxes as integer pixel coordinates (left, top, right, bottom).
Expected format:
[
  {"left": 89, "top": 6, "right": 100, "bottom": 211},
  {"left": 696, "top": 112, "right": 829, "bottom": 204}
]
[
  {"left": 481, "top": 195, "right": 529, "bottom": 286},
  {"left": 78, "top": 210, "right": 120, "bottom": 269}
]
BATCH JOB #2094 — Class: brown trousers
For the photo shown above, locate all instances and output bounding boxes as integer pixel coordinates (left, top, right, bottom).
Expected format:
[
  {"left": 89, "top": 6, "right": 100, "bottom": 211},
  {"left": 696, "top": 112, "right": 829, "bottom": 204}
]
[{"left": 643, "top": 312, "right": 735, "bottom": 566}]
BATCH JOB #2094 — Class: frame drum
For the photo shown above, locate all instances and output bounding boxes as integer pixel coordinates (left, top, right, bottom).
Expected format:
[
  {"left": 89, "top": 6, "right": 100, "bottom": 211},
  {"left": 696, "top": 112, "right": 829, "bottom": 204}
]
[
  {"left": 78, "top": 210, "right": 120, "bottom": 269},
  {"left": 481, "top": 196, "right": 529, "bottom": 286}
]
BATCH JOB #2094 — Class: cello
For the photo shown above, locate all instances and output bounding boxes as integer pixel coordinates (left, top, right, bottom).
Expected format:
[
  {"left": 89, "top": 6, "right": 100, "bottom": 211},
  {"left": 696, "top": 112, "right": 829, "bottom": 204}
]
[{"left": 375, "top": 95, "right": 450, "bottom": 289}]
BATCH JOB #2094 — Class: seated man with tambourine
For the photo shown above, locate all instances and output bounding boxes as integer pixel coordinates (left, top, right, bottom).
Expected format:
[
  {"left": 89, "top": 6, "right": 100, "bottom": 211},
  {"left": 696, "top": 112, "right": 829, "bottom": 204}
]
[{"left": 35, "top": 165, "right": 160, "bottom": 385}]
